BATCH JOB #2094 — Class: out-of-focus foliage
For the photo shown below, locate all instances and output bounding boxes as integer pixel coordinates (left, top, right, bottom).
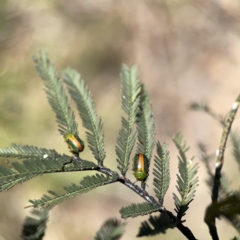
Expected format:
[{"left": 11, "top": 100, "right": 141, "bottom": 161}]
[
  {"left": 21, "top": 209, "right": 48, "bottom": 240},
  {"left": 205, "top": 192, "right": 240, "bottom": 233},
  {"left": 94, "top": 218, "right": 126, "bottom": 240},
  {"left": 137, "top": 211, "right": 180, "bottom": 237}
]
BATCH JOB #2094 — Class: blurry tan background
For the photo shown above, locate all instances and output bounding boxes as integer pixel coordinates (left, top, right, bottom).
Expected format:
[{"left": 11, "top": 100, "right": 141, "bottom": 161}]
[{"left": 0, "top": 0, "right": 240, "bottom": 239}]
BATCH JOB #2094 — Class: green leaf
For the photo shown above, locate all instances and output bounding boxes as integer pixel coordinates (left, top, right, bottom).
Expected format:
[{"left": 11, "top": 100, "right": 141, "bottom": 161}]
[
  {"left": 137, "top": 211, "right": 179, "bottom": 237},
  {"left": 115, "top": 65, "right": 141, "bottom": 175},
  {"left": 172, "top": 133, "right": 198, "bottom": 219},
  {"left": 119, "top": 202, "right": 159, "bottom": 219},
  {"left": 153, "top": 142, "right": 170, "bottom": 201},
  {"left": 32, "top": 51, "right": 78, "bottom": 136},
  {"left": 94, "top": 218, "right": 126, "bottom": 240},
  {"left": 198, "top": 143, "right": 229, "bottom": 196},
  {"left": 0, "top": 144, "right": 58, "bottom": 160},
  {"left": 0, "top": 154, "right": 97, "bottom": 191},
  {"left": 115, "top": 117, "right": 136, "bottom": 174},
  {"left": 28, "top": 173, "right": 118, "bottom": 209},
  {"left": 136, "top": 84, "right": 155, "bottom": 172},
  {"left": 62, "top": 68, "right": 106, "bottom": 163},
  {"left": 21, "top": 209, "right": 48, "bottom": 240}
]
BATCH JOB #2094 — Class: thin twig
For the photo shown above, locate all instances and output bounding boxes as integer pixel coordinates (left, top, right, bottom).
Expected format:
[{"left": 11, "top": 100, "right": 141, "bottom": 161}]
[
  {"left": 212, "top": 95, "right": 240, "bottom": 202},
  {"left": 207, "top": 94, "right": 240, "bottom": 240}
]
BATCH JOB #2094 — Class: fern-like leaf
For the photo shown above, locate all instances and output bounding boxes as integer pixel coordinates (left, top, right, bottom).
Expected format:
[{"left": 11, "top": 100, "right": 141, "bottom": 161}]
[
  {"left": 172, "top": 133, "right": 199, "bottom": 219},
  {"left": 136, "top": 84, "right": 155, "bottom": 171},
  {"left": 94, "top": 218, "right": 126, "bottom": 240},
  {"left": 231, "top": 131, "right": 240, "bottom": 171},
  {"left": 115, "top": 64, "right": 141, "bottom": 175},
  {"left": 119, "top": 202, "right": 159, "bottom": 219},
  {"left": 28, "top": 173, "right": 118, "bottom": 209},
  {"left": 115, "top": 117, "right": 136, "bottom": 174},
  {"left": 0, "top": 144, "right": 58, "bottom": 160},
  {"left": 21, "top": 209, "right": 48, "bottom": 240},
  {"left": 32, "top": 51, "right": 78, "bottom": 136},
  {"left": 137, "top": 211, "right": 179, "bottom": 237},
  {"left": 0, "top": 154, "right": 97, "bottom": 191},
  {"left": 62, "top": 68, "right": 105, "bottom": 163},
  {"left": 153, "top": 142, "right": 170, "bottom": 202}
]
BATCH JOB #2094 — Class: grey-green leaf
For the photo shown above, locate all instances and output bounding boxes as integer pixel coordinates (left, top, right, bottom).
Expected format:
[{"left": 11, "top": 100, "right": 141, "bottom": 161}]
[
  {"left": 62, "top": 68, "right": 105, "bottom": 163},
  {"left": 33, "top": 51, "right": 78, "bottom": 136},
  {"left": 119, "top": 202, "right": 159, "bottom": 219},
  {"left": 28, "top": 173, "right": 118, "bottom": 209},
  {"left": 115, "top": 65, "right": 141, "bottom": 175},
  {"left": 136, "top": 84, "right": 155, "bottom": 161},
  {"left": 153, "top": 142, "right": 170, "bottom": 201}
]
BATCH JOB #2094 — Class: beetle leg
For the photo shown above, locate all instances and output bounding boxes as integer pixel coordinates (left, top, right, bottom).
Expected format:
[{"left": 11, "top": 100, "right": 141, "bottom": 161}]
[
  {"left": 141, "top": 181, "right": 149, "bottom": 191},
  {"left": 61, "top": 153, "right": 82, "bottom": 171}
]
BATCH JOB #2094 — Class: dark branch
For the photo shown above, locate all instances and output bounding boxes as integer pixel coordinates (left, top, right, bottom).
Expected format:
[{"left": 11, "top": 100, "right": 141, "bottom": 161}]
[
  {"left": 207, "top": 94, "right": 240, "bottom": 240},
  {"left": 212, "top": 95, "right": 240, "bottom": 202}
]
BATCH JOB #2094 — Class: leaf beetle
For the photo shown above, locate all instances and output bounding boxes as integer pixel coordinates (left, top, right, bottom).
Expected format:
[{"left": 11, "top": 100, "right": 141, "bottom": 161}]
[
  {"left": 132, "top": 153, "right": 148, "bottom": 181},
  {"left": 64, "top": 133, "right": 84, "bottom": 154}
]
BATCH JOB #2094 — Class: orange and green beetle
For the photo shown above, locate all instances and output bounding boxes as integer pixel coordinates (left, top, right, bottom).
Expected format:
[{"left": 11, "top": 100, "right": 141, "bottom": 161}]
[
  {"left": 132, "top": 153, "right": 148, "bottom": 181},
  {"left": 64, "top": 133, "right": 84, "bottom": 154}
]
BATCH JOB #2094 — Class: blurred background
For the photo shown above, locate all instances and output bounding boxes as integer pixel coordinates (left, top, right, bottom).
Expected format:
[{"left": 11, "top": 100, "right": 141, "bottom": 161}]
[{"left": 0, "top": 0, "right": 240, "bottom": 239}]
